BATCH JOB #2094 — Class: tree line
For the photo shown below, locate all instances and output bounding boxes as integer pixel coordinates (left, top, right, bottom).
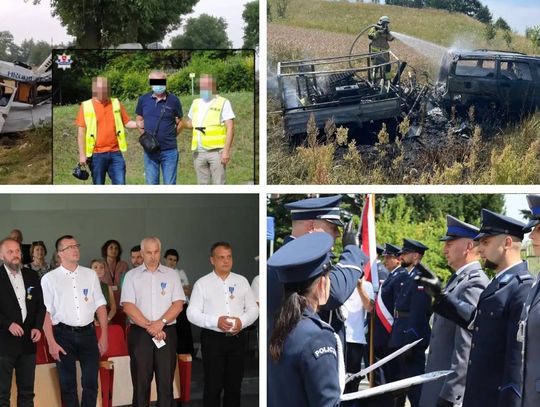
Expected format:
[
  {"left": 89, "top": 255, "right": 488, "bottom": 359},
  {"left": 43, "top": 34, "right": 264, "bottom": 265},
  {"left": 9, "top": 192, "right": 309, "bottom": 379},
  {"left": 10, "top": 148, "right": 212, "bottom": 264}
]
[
  {"left": 385, "top": 0, "right": 492, "bottom": 24},
  {"left": 26, "top": 0, "right": 258, "bottom": 50},
  {"left": 267, "top": 194, "right": 506, "bottom": 282}
]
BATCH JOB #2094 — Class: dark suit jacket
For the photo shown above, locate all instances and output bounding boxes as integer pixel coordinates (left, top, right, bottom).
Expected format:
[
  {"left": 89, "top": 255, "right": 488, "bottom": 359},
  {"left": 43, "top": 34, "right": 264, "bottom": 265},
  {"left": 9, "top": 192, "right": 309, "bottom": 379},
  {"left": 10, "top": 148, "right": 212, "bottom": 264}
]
[
  {"left": 0, "top": 265, "right": 46, "bottom": 355},
  {"left": 462, "top": 261, "right": 532, "bottom": 407}
]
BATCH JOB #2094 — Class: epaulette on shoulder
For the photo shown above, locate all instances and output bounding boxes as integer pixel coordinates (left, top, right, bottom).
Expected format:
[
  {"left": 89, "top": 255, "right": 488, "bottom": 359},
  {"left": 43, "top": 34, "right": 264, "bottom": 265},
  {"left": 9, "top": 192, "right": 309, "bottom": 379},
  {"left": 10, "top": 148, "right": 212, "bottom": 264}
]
[
  {"left": 516, "top": 273, "right": 534, "bottom": 284},
  {"left": 499, "top": 273, "right": 513, "bottom": 285},
  {"left": 309, "top": 315, "right": 333, "bottom": 331},
  {"left": 468, "top": 272, "right": 481, "bottom": 280}
]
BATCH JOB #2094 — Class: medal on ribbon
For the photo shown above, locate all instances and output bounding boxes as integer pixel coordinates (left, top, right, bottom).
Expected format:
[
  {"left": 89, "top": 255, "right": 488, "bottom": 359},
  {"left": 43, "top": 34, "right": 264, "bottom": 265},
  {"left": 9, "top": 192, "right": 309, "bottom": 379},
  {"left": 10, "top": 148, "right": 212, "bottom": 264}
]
[
  {"left": 26, "top": 286, "right": 33, "bottom": 301},
  {"left": 229, "top": 286, "right": 235, "bottom": 300},
  {"left": 161, "top": 282, "right": 167, "bottom": 296},
  {"left": 83, "top": 288, "right": 89, "bottom": 302}
]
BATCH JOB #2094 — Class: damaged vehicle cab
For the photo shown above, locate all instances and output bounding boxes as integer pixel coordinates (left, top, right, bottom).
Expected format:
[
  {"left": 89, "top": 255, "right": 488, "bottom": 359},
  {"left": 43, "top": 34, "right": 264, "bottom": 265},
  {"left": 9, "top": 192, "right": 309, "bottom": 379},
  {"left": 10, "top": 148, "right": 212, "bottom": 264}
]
[
  {"left": 0, "top": 56, "right": 52, "bottom": 134},
  {"left": 437, "top": 49, "right": 540, "bottom": 116}
]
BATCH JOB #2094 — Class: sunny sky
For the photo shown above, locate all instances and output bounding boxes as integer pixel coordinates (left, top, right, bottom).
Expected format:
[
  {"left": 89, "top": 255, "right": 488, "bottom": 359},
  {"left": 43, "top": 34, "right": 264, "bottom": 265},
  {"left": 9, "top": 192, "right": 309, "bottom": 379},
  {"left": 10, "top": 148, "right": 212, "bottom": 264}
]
[{"left": 2, "top": 0, "right": 252, "bottom": 47}]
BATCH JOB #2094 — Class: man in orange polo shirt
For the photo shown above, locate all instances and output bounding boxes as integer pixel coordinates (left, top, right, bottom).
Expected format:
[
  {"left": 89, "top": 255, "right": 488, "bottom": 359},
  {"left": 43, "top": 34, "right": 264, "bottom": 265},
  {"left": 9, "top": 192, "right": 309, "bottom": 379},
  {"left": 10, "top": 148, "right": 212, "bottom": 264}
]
[{"left": 75, "top": 77, "right": 137, "bottom": 184}]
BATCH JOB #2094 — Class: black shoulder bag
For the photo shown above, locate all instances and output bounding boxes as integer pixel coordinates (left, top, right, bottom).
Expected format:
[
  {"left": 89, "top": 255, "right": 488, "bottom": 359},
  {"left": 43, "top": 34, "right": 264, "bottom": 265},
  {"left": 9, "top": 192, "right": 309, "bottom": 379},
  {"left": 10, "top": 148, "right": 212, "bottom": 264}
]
[{"left": 139, "top": 101, "right": 169, "bottom": 155}]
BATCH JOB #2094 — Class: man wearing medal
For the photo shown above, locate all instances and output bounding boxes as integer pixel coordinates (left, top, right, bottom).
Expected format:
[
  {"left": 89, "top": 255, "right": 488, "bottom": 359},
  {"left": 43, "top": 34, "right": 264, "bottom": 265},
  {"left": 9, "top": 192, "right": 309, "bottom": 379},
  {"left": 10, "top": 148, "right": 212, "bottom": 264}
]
[
  {"left": 120, "top": 237, "right": 185, "bottom": 407},
  {"left": 0, "top": 238, "right": 46, "bottom": 406},
  {"left": 187, "top": 242, "right": 259, "bottom": 407},
  {"left": 41, "top": 235, "right": 108, "bottom": 407}
]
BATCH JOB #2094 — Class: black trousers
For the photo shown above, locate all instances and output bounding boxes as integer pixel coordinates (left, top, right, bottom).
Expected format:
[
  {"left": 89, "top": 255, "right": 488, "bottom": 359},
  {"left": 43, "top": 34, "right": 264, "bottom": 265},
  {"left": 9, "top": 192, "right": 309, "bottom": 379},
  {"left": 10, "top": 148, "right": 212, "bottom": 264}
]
[
  {"left": 394, "top": 346, "right": 426, "bottom": 407},
  {"left": 128, "top": 324, "right": 177, "bottom": 407},
  {"left": 176, "top": 305, "right": 194, "bottom": 355},
  {"left": 200, "top": 329, "right": 247, "bottom": 407},
  {"left": 344, "top": 342, "right": 365, "bottom": 394},
  {"left": 0, "top": 353, "right": 36, "bottom": 407},
  {"left": 54, "top": 324, "right": 99, "bottom": 407}
]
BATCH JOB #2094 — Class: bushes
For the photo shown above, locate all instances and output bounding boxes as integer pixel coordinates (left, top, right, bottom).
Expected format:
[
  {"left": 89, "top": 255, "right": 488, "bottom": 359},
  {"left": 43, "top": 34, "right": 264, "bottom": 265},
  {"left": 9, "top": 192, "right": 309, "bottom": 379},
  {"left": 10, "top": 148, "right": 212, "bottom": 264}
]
[
  {"left": 267, "top": 113, "right": 540, "bottom": 185},
  {"left": 102, "top": 53, "right": 254, "bottom": 99},
  {"left": 54, "top": 50, "right": 254, "bottom": 104}
]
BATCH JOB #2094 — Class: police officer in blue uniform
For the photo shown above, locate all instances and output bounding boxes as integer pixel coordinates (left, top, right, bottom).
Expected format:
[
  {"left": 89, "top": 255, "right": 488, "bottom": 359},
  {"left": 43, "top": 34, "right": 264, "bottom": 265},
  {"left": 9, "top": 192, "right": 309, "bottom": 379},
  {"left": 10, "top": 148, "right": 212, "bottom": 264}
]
[
  {"left": 267, "top": 195, "right": 367, "bottom": 352},
  {"left": 520, "top": 195, "right": 540, "bottom": 407},
  {"left": 376, "top": 244, "right": 390, "bottom": 282},
  {"left": 372, "top": 243, "right": 407, "bottom": 391},
  {"left": 419, "top": 215, "right": 489, "bottom": 407},
  {"left": 388, "top": 238, "right": 431, "bottom": 407},
  {"left": 419, "top": 209, "right": 533, "bottom": 407},
  {"left": 268, "top": 232, "right": 344, "bottom": 407}
]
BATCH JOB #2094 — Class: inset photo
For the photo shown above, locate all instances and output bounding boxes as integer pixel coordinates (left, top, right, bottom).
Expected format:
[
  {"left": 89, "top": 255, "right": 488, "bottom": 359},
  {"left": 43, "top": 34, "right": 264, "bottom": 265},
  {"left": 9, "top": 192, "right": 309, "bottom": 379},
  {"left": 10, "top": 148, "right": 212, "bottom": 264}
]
[
  {"left": 0, "top": 41, "right": 52, "bottom": 184},
  {"left": 52, "top": 49, "right": 256, "bottom": 185},
  {"left": 267, "top": 0, "right": 540, "bottom": 185}
]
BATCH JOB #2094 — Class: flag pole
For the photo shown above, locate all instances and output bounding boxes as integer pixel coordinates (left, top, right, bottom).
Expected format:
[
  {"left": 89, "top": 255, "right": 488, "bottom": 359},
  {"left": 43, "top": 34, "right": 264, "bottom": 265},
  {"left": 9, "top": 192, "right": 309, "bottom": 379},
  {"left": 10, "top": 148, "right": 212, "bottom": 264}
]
[{"left": 369, "top": 194, "right": 376, "bottom": 388}]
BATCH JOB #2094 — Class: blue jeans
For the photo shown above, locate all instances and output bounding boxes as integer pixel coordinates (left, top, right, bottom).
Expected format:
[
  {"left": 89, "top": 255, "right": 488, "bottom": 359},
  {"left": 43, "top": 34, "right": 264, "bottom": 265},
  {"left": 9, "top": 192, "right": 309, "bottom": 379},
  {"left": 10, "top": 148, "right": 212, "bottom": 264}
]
[
  {"left": 53, "top": 325, "right": 99, "bottom": 407},
  {"left": 90, "top": 151, "right": 126, "bottom": 185},
  {"left": 143, "top": 148, "right": 178, "bottom": 185}
]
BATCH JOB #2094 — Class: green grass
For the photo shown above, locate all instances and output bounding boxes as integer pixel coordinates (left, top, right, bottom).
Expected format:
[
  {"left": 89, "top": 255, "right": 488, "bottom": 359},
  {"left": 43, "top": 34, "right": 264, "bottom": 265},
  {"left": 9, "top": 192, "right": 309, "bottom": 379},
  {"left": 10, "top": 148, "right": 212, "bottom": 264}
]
[
  {"left": 53, "top": 92, "right": 255, "bottom": 184},
  {"left": 270, "top": 0, "right": 537, "bottom": 54},
  {"left": 0, "top": 126, "right": 52, "bottom": 184}
]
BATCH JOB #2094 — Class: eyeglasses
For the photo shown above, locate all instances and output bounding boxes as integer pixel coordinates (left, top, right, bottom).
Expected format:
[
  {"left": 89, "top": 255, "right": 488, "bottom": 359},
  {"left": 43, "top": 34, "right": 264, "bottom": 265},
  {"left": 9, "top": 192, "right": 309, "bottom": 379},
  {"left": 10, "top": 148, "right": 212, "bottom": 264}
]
[{"left": 59, "top": 244, "right": 80, "bottom": 252}]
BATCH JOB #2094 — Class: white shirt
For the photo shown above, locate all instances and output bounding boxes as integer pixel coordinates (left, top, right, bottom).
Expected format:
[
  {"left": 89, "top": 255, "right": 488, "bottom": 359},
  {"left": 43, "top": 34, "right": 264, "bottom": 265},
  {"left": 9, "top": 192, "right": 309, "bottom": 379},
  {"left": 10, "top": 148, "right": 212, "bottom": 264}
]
[
  {"left": 41, "top": 265, "right": 107, "bottom": 326},
  {"left": 344, "top": 281, "right": 374, "bottom": 345},
  {"left": 188, "top": 96, "right": 235, "bottom": 151},
  {"left": 176, "top": 269, "right": 190, "bottom": 287},
  {"left": 121, "top": 263, "right": 185, "bottom": 324},
  {"left": 251, "top": 275, "right": 259, "bottom": 303},
  {"left": 187, "top": 270, "right": 259, "bottom": 333},
  {"left": 5, "top": 266, "right": 27, "bottom": 322}
]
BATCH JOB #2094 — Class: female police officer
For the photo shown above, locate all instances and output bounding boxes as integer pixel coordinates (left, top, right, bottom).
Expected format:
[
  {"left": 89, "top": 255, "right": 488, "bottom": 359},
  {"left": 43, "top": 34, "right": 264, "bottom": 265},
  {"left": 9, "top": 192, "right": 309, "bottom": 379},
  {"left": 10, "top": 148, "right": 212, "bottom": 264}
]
[{"left": 268, "top": 232, "right": 345, "bottom": 407}]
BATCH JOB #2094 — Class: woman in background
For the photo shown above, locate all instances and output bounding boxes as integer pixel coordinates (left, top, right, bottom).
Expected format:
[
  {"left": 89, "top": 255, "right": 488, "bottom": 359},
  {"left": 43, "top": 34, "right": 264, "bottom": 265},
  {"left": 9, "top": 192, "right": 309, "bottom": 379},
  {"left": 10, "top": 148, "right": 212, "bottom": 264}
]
[
  {"left": 91, "top": 258, "right": 117, "bottom": 323},
  {"left": 100, "top": 239, "right": 129, "bottom": 287},
  {"left": 25, "top": 241, "right": 50, "bottom": 278}
]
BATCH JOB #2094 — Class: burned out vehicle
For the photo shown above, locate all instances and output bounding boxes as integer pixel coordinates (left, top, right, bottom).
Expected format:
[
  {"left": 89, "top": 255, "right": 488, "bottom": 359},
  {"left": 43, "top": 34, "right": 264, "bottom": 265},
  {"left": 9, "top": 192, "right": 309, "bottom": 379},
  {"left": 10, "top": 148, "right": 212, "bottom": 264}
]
[
  {"left": 0, "top": 55, "right": 52, "bottom": 134},
  {"left": 437, "top": 50, "right": 540, "bottom": 116},
  {"left": 277, "top": 50, "right": 417, "bottom": 142}
]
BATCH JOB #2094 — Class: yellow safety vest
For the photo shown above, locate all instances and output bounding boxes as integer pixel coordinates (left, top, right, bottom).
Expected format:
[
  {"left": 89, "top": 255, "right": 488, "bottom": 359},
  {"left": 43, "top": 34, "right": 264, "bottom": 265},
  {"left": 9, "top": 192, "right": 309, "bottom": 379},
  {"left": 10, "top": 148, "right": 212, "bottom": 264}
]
[
  {"left": 191, "top": 96, "right": 227, "bottom": 151},
  {"left": 82, "top": 98, "right": 126, "bottom": 157}
]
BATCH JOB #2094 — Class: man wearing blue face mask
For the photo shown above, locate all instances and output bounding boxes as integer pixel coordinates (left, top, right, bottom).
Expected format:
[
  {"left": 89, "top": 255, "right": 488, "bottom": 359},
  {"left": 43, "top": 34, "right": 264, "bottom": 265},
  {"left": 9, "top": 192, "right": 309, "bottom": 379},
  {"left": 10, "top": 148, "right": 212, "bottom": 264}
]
[
  {"left": 135, "top": 71, "right": 183, "bottom": 184},
  {"left": 184, "top": 74, "right": 235, "bottom": 185}
]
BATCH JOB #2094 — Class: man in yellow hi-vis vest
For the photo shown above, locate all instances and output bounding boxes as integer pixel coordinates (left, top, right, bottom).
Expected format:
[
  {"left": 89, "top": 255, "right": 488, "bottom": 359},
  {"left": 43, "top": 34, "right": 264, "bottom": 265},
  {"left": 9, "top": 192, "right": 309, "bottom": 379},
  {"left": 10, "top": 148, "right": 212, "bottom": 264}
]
[
  {"left": 75, "top": 77, "right": 137, "bottom": 184},
  {"left": 184, "top": 74, "right": 235, "bottom": 185}
]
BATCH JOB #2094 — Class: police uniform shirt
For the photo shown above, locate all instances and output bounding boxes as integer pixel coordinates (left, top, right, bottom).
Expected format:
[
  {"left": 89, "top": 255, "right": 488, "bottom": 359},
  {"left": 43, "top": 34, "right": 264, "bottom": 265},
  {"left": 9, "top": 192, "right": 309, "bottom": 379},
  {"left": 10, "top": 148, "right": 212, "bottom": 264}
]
[
  {"left": 41, "top": 265, "right": 106, "bottom": 326},
  {"left": 120, "top": 263, "right": 185, "bottom": 324},
  {"left": 188, "top": 97, "right": 235, "bottom": 151},
  {"left": 187, "top": 271, "right": 258, "bottom": 333},
  {"left": 453, "top": 261, "right": 481, "bottom": 279},
  {"left": 5, "top": 265, "right": 27, "bottom": 322},
  {"left": 268, "top": 309, "right": 342, "bottom": 407}
]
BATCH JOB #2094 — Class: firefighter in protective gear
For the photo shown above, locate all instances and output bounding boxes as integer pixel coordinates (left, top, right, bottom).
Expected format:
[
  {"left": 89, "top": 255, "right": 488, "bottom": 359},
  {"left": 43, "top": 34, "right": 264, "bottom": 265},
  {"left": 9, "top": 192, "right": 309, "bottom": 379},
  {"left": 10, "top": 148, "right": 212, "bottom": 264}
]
[{"left": 368, "top": 16, "right": 395, "bottom": 80}]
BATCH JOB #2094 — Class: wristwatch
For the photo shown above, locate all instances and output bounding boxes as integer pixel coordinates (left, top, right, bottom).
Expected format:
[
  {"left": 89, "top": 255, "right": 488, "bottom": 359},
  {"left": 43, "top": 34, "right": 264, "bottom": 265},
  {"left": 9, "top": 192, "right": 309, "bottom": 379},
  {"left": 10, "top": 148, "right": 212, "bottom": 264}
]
[{"left": 161, "top": 318, "right": 167, "bottom": 325}]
